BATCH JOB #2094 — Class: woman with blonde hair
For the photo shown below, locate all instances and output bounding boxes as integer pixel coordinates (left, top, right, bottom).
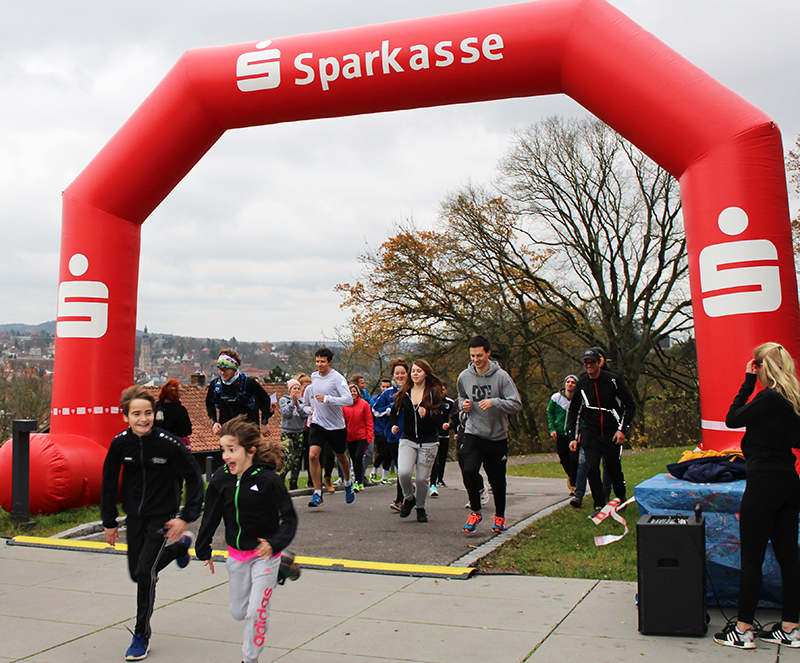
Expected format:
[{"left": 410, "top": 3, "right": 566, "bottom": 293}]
[{"left": 715, "top": 342, "right": 800, "bottom": 649}]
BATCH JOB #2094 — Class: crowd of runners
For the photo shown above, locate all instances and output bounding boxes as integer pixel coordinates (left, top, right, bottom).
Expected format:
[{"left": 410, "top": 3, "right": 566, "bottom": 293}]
[
  {"left": 101, "top": 332, "right": 653, "bottom": 661},
  {"left": 264, "top": 335, "right": 524, "bottom": 534}
]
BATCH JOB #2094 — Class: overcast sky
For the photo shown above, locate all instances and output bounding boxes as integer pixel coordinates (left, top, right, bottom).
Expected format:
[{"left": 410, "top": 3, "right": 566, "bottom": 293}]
[{"left": 2, "top": 0, "right": 798, "bottom": 343}]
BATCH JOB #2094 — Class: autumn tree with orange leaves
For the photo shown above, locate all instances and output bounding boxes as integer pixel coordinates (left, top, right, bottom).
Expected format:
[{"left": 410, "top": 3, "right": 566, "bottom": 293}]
[{"left": 338, "top": 117, "right": 697, "bottom": 450}]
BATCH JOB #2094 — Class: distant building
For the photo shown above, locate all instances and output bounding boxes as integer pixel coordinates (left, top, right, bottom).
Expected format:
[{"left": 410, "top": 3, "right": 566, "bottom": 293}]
[{"left": 138, "top": 327, "right": 153, "bottom": 373}]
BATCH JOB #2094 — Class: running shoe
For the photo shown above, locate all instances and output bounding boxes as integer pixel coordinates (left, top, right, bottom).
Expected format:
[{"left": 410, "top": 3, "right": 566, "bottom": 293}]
[
  {"left": 345, "top": 483, "right": 355, "bottom": 504},
  {"left": 381, "top": 478, "right": 392, "bottom": 485},
  {"left": 389, "top": 500, "right": 402, "bottom": 511},
  {"left": 438, "top": 480, "right": 447, "bottom": 487},
  {"left": 308, "top": 493, "right": 324, "bottom": 508},
  {"left": 569, "top": 496, "right": 582, "bottom": 508},
  {"left": 463, "top": 512, "right": 482, "bottom": 533},
  {"left": 429, "top": 484, "right": 439, "bottom": 497},
  {"left": 760, "top": 623, "right": 800, "bottom": 647},
  {"left": 399, "top": 497, "right": 416, "bottom": 518},
  {"left": 125, "top": 633, "right": 150, "bottom": 661},
  {"left": 714, "top": 619, "right": 756, "bottom": 649},
  {"left": 416, "top": 508, "right": 428, "bottom": 523},
  {"left": 353, "top": 482, "right": 363, "bottom": 493},
  {"left": 369, "top": 472, "right": 379, "bottom": 482},
  {"left": 491, "top": 516, "right": 506, "bottom": 533},
  {"left": 175, "top": 531, "right": 194, "bottom": 569}
]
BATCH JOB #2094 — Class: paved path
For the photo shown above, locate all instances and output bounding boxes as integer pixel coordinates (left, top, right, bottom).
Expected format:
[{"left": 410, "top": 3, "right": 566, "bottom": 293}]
[
  {"left": 79, "top": 471, "right": 573, "bottom": 568},
  {"left": 1, "top": 472, "right": 786, "bottom": 661},
  {"left": 0, "top": 535, "right": 782, "bottom": 662}
]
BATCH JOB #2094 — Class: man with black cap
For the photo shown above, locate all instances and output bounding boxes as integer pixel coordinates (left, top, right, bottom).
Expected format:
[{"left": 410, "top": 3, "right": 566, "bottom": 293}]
[{"left": 567, "top": 348, "right": 636, "bottom": 514}]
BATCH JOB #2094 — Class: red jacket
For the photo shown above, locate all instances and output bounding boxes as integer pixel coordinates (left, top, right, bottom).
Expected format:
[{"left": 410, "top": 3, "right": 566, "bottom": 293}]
[{"left": 343, "top": 397, "right": 374, "bottom": 443}]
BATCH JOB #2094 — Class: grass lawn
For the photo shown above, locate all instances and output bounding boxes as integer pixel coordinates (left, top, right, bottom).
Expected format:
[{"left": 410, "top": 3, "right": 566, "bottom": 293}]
[
  {"left": 476, "top": 445, "right": 694, "bottom": 581},
  {"left": 0, "top": 505, "right": 103, "bottom": 539}
]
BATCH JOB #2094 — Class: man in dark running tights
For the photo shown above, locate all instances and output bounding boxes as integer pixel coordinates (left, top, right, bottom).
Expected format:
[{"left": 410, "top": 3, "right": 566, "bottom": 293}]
[{"left": 457, "top": 335, "right": 522, "bottom": 535}]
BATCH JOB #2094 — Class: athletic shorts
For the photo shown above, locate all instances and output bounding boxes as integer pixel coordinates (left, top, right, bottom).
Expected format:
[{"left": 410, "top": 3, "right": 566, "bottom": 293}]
[{"left": 308, "top": 423, "right": 348, "bottom": 455}]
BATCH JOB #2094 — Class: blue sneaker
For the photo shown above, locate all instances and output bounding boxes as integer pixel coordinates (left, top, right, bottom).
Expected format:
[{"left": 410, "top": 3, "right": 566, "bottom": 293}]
[
  {"left": 175, "top": 531, "right": 194, "bottom": 569},
  {"left": 492, "top": 516, "right": 506, "bottom": 533},
  {"left": 308, "top": 493, "right": 323, "bottom": 507},
  {"left": 463, "top": 512, "right": 482, "bottom": 533},
  {"left": 125, "top": 633, "right": 150, "bottom": 660},
  {"left": 345, "top": 483, "right": 355, "bottom": 504}
]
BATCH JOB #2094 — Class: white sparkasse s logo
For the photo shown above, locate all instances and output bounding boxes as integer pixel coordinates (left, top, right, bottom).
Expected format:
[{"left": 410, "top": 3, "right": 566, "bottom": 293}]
[
  {"left": 237, "top": 40, "right": 281, "bottom": 91},
  {"left": 56, "top": 253, "right": 109, "bottom": 339},
  {"left": 699, "top": 207, "right": 782, "bottom": 317}
]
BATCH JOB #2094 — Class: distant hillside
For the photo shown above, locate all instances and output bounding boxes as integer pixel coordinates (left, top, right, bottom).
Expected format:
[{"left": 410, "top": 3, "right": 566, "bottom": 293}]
[
  {"left": 0, "top": 321, "right": 56, "bottom": 334},
  {"left": 0, "top": 321, "right": 323, "bottom": 347}
]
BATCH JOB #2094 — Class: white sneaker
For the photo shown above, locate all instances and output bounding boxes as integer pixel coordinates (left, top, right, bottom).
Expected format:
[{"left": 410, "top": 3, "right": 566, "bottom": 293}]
[
  {"left": 714, "top": 620, "right": 755, "bottom": 649},
  {"left": 480, "top": 485, "right": 490, "bottom": 506},
  {"left": 760, "top": 623, "right": 800, "bottom": 647}
]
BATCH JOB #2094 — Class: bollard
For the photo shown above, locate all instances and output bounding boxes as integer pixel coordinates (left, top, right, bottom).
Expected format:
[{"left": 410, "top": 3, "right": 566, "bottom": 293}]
[
  {"left": 206, "top": 456, "right": 213, "bottom": 483},
  {"left": 11, "top": 419, "right": 38, "bottom": 527}
]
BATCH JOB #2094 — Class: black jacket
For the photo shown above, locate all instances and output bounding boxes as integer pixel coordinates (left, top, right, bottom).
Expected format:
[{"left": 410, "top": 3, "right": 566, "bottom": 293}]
[
  {"left": 391, "top": 391, "right": 444, "bottom": 444},
  {"left": 567, "top": 369, "right": 636, "bottom": 439},
  {"left": 100, "top": 426, "right": 204, "bottom": 529},
  {"left": 726, "top": 372, "right": 800, "bottom": 474},
  {"left": 155, "top": 400, "right": 192, "bottom": 438},
  {"left": 206, "top": 372, "right": 272, "bottom": 426},
  {"left": 195, "top": 460, "right": 298, "bottom": 559}
]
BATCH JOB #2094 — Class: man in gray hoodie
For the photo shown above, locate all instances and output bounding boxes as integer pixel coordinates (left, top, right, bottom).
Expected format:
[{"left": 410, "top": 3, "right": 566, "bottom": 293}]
[{"left": 457, "top": 335, "right": 523, "bottom": 535}]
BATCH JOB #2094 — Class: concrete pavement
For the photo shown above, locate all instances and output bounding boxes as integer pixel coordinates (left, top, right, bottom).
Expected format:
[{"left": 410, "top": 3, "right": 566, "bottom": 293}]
[{"left": 0, "top": 475, "right": 787, "bottom": 662}]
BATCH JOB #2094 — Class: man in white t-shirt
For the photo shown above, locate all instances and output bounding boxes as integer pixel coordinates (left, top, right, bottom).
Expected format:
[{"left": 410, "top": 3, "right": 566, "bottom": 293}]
[{"left": 302, "top": 347, "right": 355, "bottom": 508}]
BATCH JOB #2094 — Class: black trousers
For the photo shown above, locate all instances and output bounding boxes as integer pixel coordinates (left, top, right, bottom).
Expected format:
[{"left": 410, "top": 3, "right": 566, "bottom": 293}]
[
  {"left": 555, "top": 433, "right": 578, "bottom": 486},
  {"left": 580, "top": 429, "right": 626, "bottom": 509},
  {"left": 738, "top": 470, "right": 800, "bottom": 624},
  {"left": 125, "top": 515, "right": 188, "bottom": 638},
  {"left": 430, "top": 435, "right": 450, "bottom": 485},
  {"left": 460, "top": 434, "right": 508, "bottom": 517},
  {"left": 372, "top": 434, "right": 390, "bottom": 471}
]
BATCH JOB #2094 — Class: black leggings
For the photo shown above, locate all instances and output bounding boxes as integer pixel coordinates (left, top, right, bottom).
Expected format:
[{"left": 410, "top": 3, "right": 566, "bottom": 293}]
[
  {"left": 347, "top": 439, "right": 367, "bottom": 484},
  {"left": 738, "top": 470, "right": 800, "bottom": 624}
]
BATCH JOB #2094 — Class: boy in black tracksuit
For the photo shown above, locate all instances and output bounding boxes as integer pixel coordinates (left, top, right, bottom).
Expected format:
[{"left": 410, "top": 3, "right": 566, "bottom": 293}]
[
  {"left": 567, "top": 348, "right": 636, "bottom": 511},
  {"left": 101, "top": 386, "right": 204, "bottom": 660}
]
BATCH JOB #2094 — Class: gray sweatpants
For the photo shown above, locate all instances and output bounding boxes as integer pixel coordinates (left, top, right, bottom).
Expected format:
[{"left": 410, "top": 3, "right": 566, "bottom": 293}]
[
  {"left": 227, "top": 553, "right": 281, "bottom": 663},
  {"left": 398, "top": 439, "right": 439, "bottom": 510}
]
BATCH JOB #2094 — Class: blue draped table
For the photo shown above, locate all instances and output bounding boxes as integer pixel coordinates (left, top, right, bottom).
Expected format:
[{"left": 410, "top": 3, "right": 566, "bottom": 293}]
[{"left": 635, "top": 473, "right": 788, "bottom": 608}]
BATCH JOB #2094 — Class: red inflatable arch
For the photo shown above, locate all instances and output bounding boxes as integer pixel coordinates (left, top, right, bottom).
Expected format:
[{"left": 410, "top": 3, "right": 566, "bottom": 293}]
[{"left": 3, "top": 0, "right": 798, "bottom": 512}]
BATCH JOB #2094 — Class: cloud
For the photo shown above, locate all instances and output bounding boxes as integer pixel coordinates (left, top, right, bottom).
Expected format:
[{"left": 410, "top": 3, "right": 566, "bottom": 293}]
[{"left": 2, "top": 0, "right": 799, "bottom": 341}]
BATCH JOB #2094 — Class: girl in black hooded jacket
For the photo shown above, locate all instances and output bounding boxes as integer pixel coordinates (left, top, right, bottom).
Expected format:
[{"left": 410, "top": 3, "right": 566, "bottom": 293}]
[{"left": 195, "top": 415, "right": 297, "bottom": 663}]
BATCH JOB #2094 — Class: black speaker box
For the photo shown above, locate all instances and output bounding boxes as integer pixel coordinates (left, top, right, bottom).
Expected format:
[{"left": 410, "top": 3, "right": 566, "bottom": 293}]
[{"left": 637, "top": 513, "right": 707, "bottom": 636}]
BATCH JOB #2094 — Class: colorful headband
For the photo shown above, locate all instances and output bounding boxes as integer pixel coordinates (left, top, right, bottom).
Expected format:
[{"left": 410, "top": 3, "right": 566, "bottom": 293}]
[{"left": 217, "top": 354, "right": 239, "bottom": 369}]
